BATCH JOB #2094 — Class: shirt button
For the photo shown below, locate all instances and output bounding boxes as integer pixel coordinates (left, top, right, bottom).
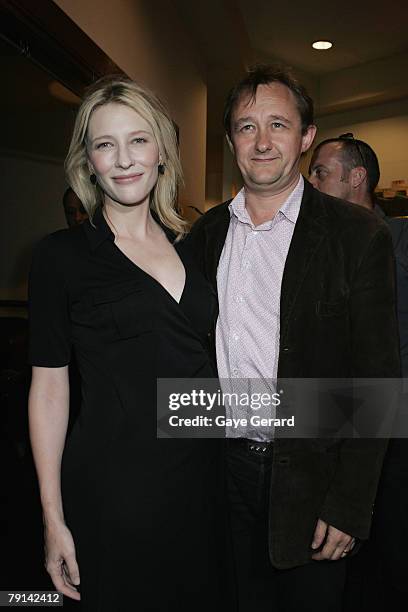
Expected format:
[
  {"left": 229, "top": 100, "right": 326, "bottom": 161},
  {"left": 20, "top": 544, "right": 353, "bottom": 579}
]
[
  {"left": 233, "top": 334, "right": 239, "bottom": 341},
  {"left": 232, "top": 369, "right": 239, "bottom": 377}
]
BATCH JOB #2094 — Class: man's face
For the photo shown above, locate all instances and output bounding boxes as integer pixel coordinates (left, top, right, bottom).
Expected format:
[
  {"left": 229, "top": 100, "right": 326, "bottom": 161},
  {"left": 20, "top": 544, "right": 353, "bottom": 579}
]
[
  {"left": 229, "top": 82, "right": 316, "bottom": 195},
  {"left": 309, "top": 142, "right": 352, "bottom": 200}
]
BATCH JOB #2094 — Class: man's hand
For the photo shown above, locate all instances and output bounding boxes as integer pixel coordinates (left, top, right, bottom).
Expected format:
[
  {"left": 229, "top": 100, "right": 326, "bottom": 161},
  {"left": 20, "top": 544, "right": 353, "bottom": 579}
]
[{"left": 311, "top": 518, "right": 355, "bottom": 561}]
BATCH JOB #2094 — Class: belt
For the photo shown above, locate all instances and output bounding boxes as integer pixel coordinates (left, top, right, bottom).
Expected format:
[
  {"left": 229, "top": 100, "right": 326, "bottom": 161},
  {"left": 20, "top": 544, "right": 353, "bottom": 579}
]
[{"left": 227, "top": 438, "right": 274, "bottom": 458}]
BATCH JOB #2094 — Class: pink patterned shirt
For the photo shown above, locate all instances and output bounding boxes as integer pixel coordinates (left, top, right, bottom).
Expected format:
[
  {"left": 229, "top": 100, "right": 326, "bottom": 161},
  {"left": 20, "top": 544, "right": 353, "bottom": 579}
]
[{"left": 216, "top": 175, "right": 304, "bottom": 440}]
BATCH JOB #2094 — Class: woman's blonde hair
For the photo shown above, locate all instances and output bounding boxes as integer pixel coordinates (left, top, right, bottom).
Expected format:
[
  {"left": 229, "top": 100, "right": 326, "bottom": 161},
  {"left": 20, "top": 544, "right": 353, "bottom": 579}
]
[{"left": 65, "top": 75, "right": 186, "bottom": 239}]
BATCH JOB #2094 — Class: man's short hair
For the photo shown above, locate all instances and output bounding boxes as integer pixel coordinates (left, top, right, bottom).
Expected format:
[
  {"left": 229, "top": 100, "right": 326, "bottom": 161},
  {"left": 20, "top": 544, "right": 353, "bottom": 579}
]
[
  {"left": 223, "top": 64, "right": 314, "bottom": 138},
  {"left": 313, "top": 135, "right": 380, "bottom": 194}
]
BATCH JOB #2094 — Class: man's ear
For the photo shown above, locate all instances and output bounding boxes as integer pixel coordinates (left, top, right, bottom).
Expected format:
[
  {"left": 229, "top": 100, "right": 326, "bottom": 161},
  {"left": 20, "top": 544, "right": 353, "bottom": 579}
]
[
  {"left": 226, "top": 133, "right": 235, "bottom": 156},
  {"left": 301, "top": 124, "right": 317, "bottom": 154},
  {"left": 350, "top": 166, "right": 367, "bottom": 189}
]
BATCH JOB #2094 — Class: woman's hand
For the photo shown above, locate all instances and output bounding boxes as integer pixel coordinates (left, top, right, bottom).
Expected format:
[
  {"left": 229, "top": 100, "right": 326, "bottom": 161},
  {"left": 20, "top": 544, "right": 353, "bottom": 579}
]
[{"left": 44, "top": 521, "right": 81, "bottom": 601}]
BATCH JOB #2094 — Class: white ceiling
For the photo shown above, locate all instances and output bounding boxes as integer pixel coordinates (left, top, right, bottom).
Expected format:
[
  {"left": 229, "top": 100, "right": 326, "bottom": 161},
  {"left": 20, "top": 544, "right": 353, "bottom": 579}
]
[
  {"left": 238, "top": 0, "right": 408, "bottom": 75},
  {"left": 174, "top": 0, "right": 408, "bottom": 124}
]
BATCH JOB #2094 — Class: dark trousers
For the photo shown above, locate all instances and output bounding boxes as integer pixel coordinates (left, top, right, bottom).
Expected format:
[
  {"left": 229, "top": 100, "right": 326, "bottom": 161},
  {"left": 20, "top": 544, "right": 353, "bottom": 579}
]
[
  {"left": 227, "top": 439, "right": 346, "bottom": 612},
  {"left": 343, "top": 438, "right": 408, "bottom": 611},
  {"left": 370, "top": 438, "right": 408, "bottom": 608}
]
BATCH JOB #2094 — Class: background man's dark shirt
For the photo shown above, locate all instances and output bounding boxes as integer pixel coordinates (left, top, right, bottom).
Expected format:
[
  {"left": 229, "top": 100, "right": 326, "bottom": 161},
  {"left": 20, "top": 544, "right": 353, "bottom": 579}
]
[{"left": 375, "top": 204, "right": 408, "bottom": 377}]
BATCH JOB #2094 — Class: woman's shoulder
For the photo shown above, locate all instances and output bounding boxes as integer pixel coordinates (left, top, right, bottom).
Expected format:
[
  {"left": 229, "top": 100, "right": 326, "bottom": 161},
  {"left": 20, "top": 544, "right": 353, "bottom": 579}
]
[
  {"left": 35, "top": 224, "right": 86, "bottom": 252},
  {"left": 32, "top": 224, "right": 88, "bottom": 267}
]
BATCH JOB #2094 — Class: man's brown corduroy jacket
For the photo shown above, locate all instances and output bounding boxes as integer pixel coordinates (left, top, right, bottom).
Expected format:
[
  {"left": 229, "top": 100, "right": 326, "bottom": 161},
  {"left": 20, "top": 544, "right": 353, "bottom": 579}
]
[{"left": 187, "top": 179, "right": 401, "bottom": 569}]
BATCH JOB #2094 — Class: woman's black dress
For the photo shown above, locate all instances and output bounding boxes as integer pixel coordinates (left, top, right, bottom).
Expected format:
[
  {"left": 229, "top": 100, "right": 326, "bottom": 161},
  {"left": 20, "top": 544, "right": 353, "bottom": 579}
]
[{"left": 29, "top": 208, "right": 229, "bottom": 611}]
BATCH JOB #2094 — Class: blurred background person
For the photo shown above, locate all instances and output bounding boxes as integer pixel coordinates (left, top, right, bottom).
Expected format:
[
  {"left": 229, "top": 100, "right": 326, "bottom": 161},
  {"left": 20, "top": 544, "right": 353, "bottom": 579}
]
[
  {"left": 310, "top": 134, "right": 408, "bottom": 610},
  {"left": 62, "top": 187, "right": 88, "bottom": 228},
  {"left": 309, "top": 133, "right": 379, "bottom": 210},
  {"left": 309, "top": 134, "right": 407, "bottom": 378}
]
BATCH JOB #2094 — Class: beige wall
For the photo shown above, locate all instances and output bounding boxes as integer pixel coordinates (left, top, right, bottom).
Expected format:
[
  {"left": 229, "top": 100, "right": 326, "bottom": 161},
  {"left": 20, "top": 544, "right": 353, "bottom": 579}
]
[
  {"left": 317, "top": 52, "right": 408, "bottom": 115},
  {"left": 54, "top": 0, "right": 207, "bottom": 220}
]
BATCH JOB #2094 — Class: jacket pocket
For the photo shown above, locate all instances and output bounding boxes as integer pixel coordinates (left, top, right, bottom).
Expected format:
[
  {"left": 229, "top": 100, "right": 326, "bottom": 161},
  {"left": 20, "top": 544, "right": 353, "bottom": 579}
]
[{"left": 316, "top": 297, "right": 348, "bottom": 318}]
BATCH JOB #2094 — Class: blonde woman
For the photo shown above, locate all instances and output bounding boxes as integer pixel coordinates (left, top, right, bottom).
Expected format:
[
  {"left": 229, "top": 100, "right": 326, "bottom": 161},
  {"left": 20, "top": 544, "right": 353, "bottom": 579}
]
[{"left": 28, "top": 77, "right": 231, "bottom": 611}]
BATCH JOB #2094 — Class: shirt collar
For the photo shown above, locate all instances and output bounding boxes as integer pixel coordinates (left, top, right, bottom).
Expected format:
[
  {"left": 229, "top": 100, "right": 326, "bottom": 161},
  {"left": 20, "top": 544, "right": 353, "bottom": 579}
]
[
  {"left": 83, "top": 206, "right": 114, "bottom": 251},
  {"left": 229, "top": 174, "right": 304, "bottom": 228},
  {"left": 374, "top": 201, "right": 386, "bottom": 219}
]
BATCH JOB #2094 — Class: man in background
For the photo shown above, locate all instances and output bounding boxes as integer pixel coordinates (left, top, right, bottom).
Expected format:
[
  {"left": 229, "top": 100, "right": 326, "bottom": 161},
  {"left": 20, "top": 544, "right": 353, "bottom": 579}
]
[
  {"left": 310, "top": 135, "right": 408, "bottom": 609},
  {"left": 62, "top": 187, "right": 88, "bottom": 228}
]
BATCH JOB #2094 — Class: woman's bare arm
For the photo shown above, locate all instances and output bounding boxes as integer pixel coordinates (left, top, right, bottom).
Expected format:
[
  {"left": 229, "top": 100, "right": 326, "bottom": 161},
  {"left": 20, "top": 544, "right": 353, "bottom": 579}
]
[
  {"left": 28, "top": 366, "right": 80, "bottom": 600},
  {"left": 29, "top": 366, "right": 69, "bottom": 523}
]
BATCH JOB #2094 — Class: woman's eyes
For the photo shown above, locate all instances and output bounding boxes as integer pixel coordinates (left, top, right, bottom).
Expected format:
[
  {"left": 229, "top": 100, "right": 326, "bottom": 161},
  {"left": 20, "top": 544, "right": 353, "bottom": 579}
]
[{"left": 95, "top": 138, "right": 147, "bottom": 149}]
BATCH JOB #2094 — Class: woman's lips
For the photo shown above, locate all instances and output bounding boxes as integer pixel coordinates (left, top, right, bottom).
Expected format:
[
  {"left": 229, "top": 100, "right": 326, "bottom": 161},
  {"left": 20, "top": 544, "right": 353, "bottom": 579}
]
[{"left": 112, "top": 173, "right": 143, "bottom": 183}]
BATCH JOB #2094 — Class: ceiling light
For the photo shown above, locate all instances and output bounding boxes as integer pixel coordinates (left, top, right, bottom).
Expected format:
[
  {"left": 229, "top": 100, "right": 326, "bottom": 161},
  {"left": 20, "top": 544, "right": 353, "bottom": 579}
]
[{"left": 312, "top": 40, "right": 333, "bottom": 50}]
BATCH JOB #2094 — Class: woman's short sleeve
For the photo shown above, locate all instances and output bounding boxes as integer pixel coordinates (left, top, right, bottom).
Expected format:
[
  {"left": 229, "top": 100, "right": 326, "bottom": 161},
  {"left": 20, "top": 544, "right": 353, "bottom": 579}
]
[{"left": 28, "top": 234, "right": 72, "bottom": 367}]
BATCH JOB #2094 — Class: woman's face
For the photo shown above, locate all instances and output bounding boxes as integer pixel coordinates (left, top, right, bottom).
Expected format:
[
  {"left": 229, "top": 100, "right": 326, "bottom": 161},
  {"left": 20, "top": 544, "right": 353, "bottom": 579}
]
[{"left": 87, "top": 102, "right": 160, "bottom": 208}]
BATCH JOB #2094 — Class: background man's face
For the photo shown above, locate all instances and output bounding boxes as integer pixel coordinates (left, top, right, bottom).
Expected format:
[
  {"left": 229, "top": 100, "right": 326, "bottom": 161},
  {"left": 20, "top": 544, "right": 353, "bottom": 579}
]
[
  {"left": 230, "top": 82, "right": 315, "bottom": 195},
  {"left": 309, "top": 142, "right": 351, "bottom": 200},
  {"left": 64, "top": 191, "right": 88, "bottom": 227}
]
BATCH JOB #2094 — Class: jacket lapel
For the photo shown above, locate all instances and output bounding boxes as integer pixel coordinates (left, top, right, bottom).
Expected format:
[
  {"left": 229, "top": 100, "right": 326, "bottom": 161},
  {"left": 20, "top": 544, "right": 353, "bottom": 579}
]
[{"left": 280, "top": 181, "right": 328, "bottom": 340}]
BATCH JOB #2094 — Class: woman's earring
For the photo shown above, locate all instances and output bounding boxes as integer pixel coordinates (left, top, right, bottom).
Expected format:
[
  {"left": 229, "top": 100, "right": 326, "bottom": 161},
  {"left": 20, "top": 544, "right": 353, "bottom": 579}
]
[
  {"left": 158, "top": 164, "right": 165, "bottom": 175},
  {"left": 90, "top": 173, "right": 97, "bottom": 185}
]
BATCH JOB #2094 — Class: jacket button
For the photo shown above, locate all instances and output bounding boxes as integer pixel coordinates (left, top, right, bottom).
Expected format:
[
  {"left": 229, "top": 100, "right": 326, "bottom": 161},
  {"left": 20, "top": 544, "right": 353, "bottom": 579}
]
[{"left": 282, "top": 346, "right": 290, "bottom": 352}]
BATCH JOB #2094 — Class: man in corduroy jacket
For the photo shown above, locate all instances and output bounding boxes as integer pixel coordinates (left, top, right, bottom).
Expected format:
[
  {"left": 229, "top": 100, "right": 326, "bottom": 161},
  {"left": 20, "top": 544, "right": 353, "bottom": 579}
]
[{"left": 188, "top": 65, "right": 400, "bottom": 611}]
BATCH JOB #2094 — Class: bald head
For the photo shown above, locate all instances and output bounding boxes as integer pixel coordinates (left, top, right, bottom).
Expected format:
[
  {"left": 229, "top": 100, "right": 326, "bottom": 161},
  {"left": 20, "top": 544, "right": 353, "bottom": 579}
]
[{"left": 309, "top": 138, "right": 380, "bottom": 209}]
